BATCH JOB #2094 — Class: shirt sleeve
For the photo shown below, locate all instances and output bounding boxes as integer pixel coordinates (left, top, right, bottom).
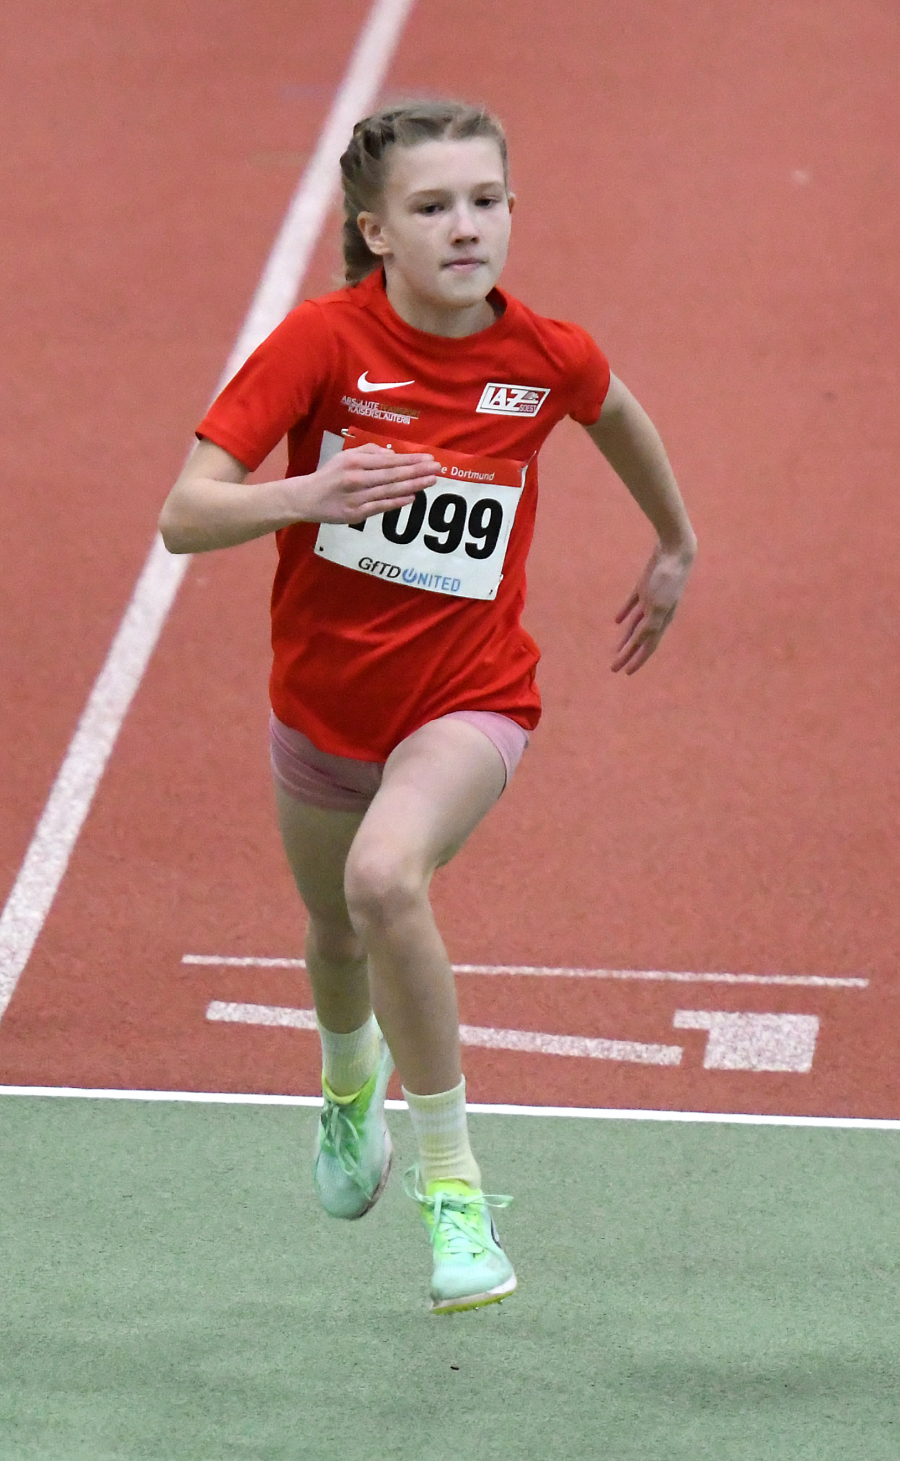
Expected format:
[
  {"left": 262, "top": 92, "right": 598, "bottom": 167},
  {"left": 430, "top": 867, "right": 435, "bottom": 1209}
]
[
  {"left": 195, "top": 301, "right": 333, "bottom": 471},
  {"left": 566, "top": 326, "right": 612, "bottom": 426}
]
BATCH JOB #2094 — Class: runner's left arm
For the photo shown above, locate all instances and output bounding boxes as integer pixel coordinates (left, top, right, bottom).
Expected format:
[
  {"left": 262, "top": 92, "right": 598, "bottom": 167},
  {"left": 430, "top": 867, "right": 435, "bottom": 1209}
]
[{"left": 584, "top": 374, "right": 697, "bottom": 674}]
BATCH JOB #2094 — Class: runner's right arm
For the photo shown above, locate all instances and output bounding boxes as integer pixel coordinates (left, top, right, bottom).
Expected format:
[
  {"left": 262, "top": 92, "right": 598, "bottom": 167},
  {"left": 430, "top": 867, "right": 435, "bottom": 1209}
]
[{"left": 158, "top": 439, "right": 439, "bottom": 554}]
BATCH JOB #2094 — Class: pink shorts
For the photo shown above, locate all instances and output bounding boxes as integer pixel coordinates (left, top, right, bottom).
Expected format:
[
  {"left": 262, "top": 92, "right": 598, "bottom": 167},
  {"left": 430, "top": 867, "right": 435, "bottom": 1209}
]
[{"left": 269, "top": 711, "right": 529, "bottom": 813}]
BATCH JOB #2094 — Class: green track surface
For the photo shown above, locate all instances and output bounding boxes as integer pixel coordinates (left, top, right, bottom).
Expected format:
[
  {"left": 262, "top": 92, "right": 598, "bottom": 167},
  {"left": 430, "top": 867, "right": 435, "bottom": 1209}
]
[{"left": 1, "top": 1097, "right": 898, "bottom": 1459}]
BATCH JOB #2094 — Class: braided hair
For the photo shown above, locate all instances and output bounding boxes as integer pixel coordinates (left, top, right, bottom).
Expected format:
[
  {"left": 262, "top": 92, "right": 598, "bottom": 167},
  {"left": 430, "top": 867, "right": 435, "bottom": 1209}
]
[{"left": 338, "top": 99, "right": 509, "bottom": 285}]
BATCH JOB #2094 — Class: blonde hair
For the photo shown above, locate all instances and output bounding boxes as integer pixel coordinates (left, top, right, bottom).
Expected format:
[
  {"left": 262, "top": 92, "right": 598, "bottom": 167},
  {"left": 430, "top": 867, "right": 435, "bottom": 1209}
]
[{"left": 338, "top": 99, "right": 509, "bottom": 285}]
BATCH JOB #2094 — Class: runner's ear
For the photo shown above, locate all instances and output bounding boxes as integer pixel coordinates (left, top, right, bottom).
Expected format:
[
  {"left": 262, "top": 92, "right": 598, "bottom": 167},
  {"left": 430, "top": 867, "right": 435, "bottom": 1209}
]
[{"left": 357, "top": 211, "right": 390, "bottom": 257}]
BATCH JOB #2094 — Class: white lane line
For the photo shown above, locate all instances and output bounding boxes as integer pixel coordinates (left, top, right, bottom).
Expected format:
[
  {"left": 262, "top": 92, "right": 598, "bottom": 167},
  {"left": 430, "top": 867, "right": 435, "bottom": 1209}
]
[
  {"left": 454, "top": 966, "right": 868, "bottom": 989},
  {"left": 458, "top": 1023, "right": 681, "bottom": 1066},
  {"left": 205, "top": 1000, "right": 683, "bottom": 1066},
  {"left": 184, "top": 956, "right": 309, "bottom": 967},
  {"left": 181, "top": 954, "right": 868, "bottom": 989},
  {"left": 231, "top": 0, "right": 416, "bottom": 365},
  {"left": 2, "top": 1084, "right": 900, "bottom": 1131},
  {"left": 0, "top": 0, "right": 416, "bottom": 1025},
  {"left": 207, "top": 1001, "right": 318, "bottom": 1031}
]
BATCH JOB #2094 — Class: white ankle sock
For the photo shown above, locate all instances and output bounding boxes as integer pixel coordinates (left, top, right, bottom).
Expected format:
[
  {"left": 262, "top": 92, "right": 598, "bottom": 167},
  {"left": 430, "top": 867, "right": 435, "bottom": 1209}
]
[
  {"left": 402, "top": 1078, "right": 482, "bottom": 1189},
  {"left": 318, "top": 1013, "right": 380, "bottom": 1098}
]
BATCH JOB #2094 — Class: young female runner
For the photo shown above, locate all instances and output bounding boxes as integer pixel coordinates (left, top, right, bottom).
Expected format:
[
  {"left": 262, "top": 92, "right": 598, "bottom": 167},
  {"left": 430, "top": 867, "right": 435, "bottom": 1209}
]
[{"left": 159, "top": 100, "right": 696, "bottom": 1314}]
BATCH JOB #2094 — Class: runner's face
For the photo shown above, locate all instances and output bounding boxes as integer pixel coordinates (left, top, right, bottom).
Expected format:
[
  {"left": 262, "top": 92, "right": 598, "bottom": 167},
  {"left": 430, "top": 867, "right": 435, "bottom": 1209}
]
[{"left": 360, "top": 138, "right": 513, "bottom": 312}]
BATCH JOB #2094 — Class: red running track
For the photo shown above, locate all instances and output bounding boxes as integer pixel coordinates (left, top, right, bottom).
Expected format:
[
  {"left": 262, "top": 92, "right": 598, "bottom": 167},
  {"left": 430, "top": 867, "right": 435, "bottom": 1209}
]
[{"left": 1, "top": 0, "right": 899, "bottom": 1114}]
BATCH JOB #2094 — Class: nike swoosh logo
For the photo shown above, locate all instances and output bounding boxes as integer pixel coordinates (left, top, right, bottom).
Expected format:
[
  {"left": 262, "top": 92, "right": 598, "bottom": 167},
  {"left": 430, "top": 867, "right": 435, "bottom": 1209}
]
[{"left": 357, "top": 371, "right": 415, "bottom": 393}]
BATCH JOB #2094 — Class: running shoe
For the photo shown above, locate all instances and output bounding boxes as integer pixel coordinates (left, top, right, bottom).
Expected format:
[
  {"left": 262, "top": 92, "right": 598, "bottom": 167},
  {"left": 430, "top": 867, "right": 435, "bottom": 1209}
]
[
  {"left": 313, "top": 1037, "right": 393, "bottom": 1220},
  {"left": 404, "top": 1167, "right": 517, "bottom": 1313}
]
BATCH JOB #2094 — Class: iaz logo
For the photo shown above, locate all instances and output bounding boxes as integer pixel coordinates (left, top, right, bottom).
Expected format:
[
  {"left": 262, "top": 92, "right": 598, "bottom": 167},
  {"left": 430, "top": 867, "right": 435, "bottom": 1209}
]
[{"left": 477, "top": 382, "right": 550, "bottom": 417}]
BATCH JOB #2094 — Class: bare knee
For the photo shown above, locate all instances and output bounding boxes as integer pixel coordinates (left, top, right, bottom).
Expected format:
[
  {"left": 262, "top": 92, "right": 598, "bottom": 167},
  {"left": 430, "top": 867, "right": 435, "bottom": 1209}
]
[{"left": 344, "top": 845, "right": 428, "bottom": 935}]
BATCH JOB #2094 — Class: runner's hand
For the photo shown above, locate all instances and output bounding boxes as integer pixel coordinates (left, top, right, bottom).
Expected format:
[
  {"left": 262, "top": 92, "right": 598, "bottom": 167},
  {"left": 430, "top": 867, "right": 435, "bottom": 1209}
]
[
  {"left": 294, "top": 444, "right": 439, "bottom": 524},
  {"left": 612, "top": 542, "right": 695, "bottom": 674}
]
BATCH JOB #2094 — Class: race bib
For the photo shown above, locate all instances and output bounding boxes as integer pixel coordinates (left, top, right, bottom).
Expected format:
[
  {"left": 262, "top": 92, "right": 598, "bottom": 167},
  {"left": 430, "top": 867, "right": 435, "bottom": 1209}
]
[{"left": 313, "top": 428, "right": 527, "bottom": 601}]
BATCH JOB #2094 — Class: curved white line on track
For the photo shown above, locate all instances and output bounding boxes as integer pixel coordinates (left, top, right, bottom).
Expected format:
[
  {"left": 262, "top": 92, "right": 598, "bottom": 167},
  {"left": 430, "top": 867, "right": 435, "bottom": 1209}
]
[{"left": 0, "top": 0, "right": 416, "bottom": 1023}]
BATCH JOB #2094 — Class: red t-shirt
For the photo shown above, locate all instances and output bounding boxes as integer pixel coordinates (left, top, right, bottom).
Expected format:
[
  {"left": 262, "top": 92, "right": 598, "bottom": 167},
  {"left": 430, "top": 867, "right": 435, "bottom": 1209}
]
[{"left": 196, "top": 269, "right": 610, "bottom": 760}]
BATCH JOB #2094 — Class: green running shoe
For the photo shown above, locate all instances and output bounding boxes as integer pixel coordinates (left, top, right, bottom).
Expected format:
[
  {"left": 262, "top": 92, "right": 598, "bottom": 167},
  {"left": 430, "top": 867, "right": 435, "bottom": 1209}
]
[
  {"left": 313, "top": 1038, "right": 393, "bottom": 1220},
  {"left": 404, "top": 1167, "right": 517, "bottom": 1314}
]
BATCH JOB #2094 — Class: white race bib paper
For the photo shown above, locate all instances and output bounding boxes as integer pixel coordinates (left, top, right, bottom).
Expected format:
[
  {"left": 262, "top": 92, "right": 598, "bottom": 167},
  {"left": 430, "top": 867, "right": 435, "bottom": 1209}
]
[{"left": 313, "top": 428, "right": 527, "bottom": 601}]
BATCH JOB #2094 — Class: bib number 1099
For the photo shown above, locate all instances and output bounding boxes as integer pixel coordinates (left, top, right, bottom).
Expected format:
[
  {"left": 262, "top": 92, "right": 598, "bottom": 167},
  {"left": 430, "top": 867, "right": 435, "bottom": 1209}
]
[
  {"left": 313, "top": 428, "right": 527, "bottom": 601},
  {"left": 360, "top": 490, "right": 503, "bottom": 559}
]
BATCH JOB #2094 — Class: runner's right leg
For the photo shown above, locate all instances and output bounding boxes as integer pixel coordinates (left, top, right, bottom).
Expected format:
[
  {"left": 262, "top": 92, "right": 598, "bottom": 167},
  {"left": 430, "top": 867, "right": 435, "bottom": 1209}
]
[
  {"left": 274, "top": 789, "right": 368, "bottom": 1035},
  {"left": 274, "top": 787, "right": 393, "bottom": 1218}
]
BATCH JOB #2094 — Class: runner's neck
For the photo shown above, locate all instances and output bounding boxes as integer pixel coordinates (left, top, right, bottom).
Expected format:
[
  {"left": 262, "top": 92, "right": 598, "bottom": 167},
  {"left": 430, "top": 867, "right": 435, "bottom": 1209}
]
[{"left": 381, "top": 272, "right": 502, "bottom": 339}]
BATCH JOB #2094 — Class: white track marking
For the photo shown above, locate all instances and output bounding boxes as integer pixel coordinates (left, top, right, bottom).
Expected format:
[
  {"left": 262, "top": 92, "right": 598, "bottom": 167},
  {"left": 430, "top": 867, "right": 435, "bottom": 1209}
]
[
  {"left": 207, "top": 1001, "right": 319, "bottom": 1031},
  {"left": 1, "top": 1084, "right": 899, "bottom": 1130},
  {"left": 0, "top": 1086, "right": 327, "bottom": 1106},
  {"left": 233, "top": 0, "right": 416, "bottom": 364},
  {"left": 674, "top": 1010, "right": 820, "bottom": 1073},
  {"left": 452, "top": 966, "right": 866, "bottom": 988},
  {"left": 181, "top": 953, "right": 868, "bottom": 988},
  {"left": 184, "top": 956, "right": 310, "bottom": 967},
  {"left": 457, "top": 1023, "right": 681, "bottom": 1066},
  {"left": 0, "top": 0, "right": 415, "bottom": 1025},
  {"left": 205, "top": 999, "right": 683, "bottom": 1065}
]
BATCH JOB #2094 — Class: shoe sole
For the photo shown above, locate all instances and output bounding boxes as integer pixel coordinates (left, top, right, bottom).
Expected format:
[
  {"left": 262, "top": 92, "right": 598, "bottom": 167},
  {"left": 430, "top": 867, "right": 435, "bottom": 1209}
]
[
  {"left": 344, "top": 1121, "right": 393, "bottom": 1221},
  {"left": 430, "top": 1271, "right": 518, "bottom": 1315}
]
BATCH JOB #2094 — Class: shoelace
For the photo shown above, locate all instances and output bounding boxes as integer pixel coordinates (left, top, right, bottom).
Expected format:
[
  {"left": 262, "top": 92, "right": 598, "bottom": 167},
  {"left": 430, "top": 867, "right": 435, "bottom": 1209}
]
[
  {"left": 320, "top": 1096, "right": 365, "bottom": 1179},
  {"left": 402, "top": 1167, "right": 512, "bottom": 1257}
]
